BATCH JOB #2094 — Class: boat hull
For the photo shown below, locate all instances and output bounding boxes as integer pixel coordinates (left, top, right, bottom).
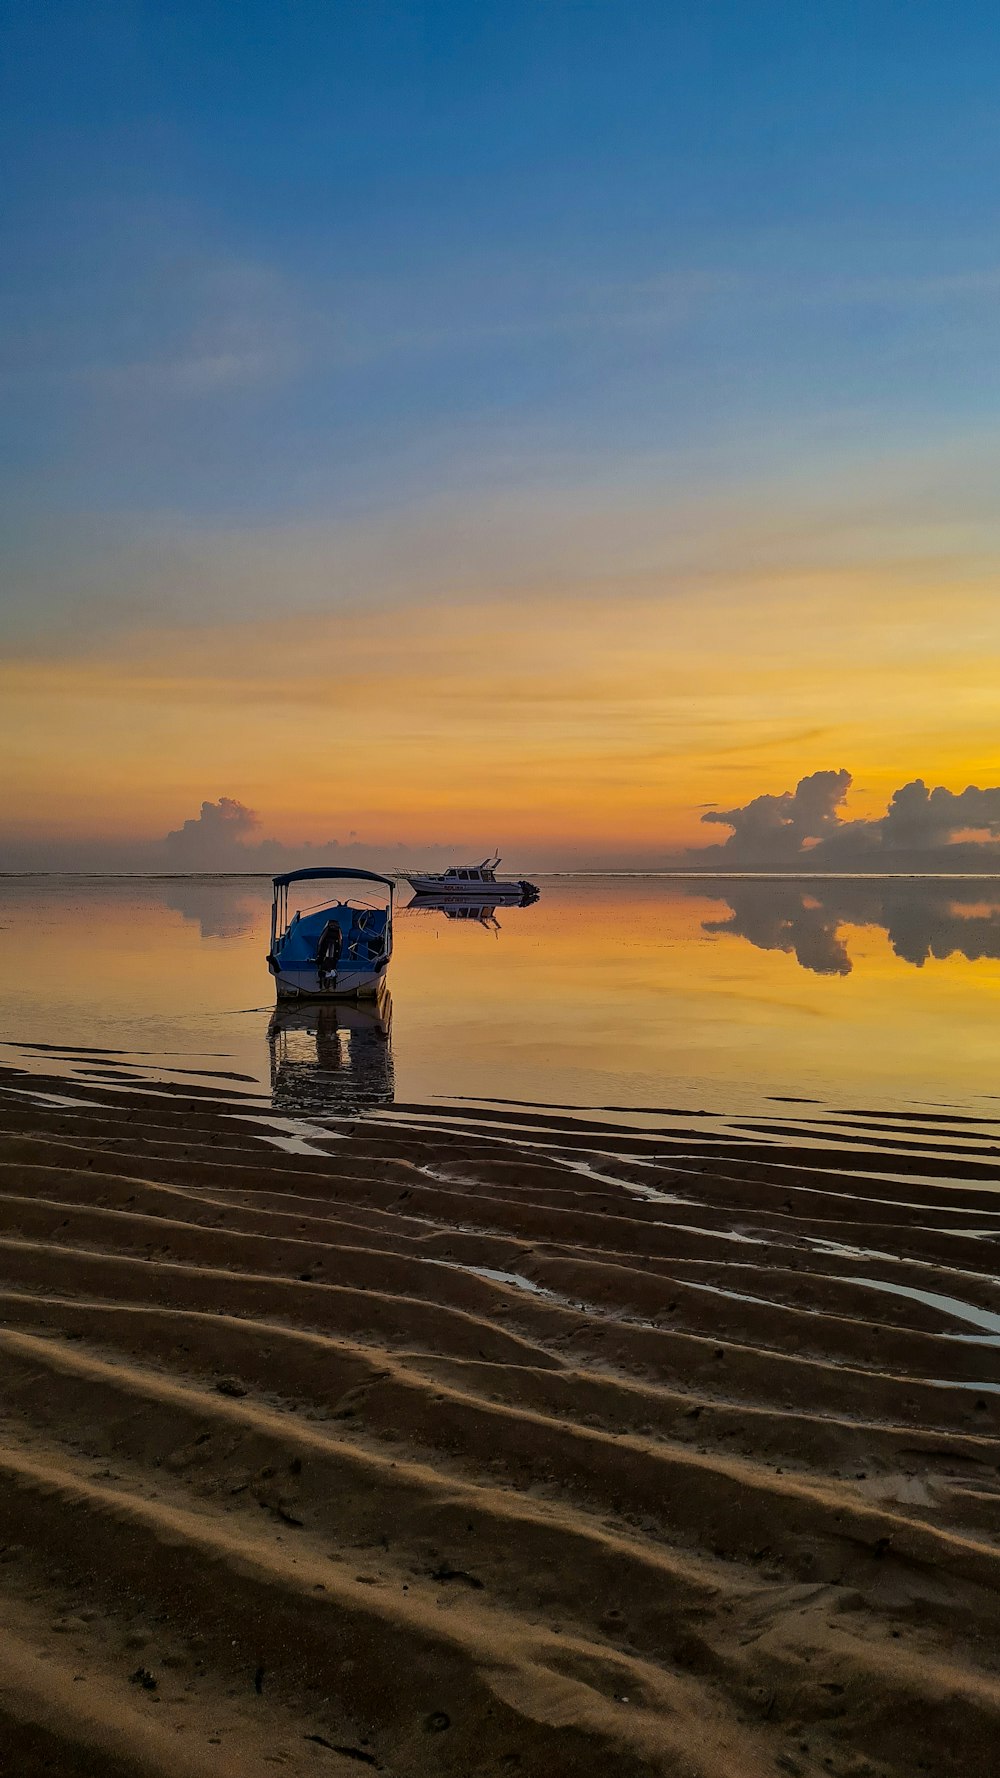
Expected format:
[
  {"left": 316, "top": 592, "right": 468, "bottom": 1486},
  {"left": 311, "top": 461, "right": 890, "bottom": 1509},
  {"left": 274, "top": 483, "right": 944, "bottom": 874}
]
[
  {"left": 273, "top": 961, "right": 389, "bottom": 1001},
  {"left": 406, "top": 875, "right": 530, "bottom": 898}
]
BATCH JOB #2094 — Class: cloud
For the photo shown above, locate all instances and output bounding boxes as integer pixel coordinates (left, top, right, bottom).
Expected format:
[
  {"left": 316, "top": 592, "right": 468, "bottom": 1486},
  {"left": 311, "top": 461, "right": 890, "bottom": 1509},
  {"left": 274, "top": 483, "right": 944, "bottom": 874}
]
[
  {"left": 164, "top": 797, "right": 262, "bottom": 864},
  {"left": 163, "top": 796, "right": 349, "bottom": 870},
  {"left": 84, "top": 258, "right": 305, "bottom": 400},
  {"left": 2, "top": 446, "right": 998, "bottom": 869},
  {"left": 700, "top": 768, "right": 852, "bottom": 860},
  {"left": 696, "top": 769, "right": 1000, "bottom": 869},
  {"left": 160, "top": 796, "right": 464, "bottom": 875},
  {"left": 878, "top": 779, "right": 1000, "bottom": 848}
]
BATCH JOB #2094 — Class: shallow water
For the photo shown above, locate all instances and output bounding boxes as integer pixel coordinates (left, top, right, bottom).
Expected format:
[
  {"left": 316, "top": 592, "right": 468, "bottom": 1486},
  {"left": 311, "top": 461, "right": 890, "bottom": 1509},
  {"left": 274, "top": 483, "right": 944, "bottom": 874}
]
[
  {"left": 3, "top": 873, "right": 1000, "bottom": 1149},
  {"left": 5, "top": 878, "right": 1000, "bottom": 1778}
]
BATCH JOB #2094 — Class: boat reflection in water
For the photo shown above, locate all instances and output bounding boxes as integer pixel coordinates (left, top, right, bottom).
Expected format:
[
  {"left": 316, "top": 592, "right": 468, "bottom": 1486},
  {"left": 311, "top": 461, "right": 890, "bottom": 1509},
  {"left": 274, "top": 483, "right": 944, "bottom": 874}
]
[
  {"left": 267, "top": 992, "right": 394, "bottom": 1117},
  {"left": 406, "top": 882, "right": 539, "bottom": 933},
  {"left": 410, "top": 897, "right": 502, "bottom": 931}
]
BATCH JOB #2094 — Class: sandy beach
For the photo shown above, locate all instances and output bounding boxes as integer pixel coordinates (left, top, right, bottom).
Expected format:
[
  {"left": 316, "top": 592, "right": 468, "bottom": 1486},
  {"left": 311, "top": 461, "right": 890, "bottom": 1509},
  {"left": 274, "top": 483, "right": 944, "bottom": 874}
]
[{"left": 1, "top": 1059, "right": 999, "bottom": 1777}]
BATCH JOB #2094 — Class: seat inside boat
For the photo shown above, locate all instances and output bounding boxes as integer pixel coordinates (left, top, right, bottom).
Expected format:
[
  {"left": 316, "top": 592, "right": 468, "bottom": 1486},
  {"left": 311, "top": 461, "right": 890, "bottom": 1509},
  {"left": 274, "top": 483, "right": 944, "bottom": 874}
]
[{"left": 277, "top": 903, "right": 388, "bottom": 967}]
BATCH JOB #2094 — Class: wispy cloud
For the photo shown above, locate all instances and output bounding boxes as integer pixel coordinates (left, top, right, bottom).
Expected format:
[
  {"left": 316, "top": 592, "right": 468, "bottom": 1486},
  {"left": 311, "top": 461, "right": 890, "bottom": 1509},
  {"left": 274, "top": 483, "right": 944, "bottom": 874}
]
[
  {"left": 2, "top": 434, "right": 999, "bottom": 864},
  {"left": 4, "top": 426, "right": 1000, "bottom": 650},
  {"left": 81, "top": 256, "right": 305, "bottom": 398},
  {"left": 822, "top": 265, "right": 1000, "bottom": 308}
]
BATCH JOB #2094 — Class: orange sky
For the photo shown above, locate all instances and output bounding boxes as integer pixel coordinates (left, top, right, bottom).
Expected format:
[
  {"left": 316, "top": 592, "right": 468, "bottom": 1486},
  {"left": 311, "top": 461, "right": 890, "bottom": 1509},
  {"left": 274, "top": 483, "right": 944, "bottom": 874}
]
[
  {"left": 4, "top": 570, "right": 998, "bottom": 861},
  {"left": 3, "top": 453, "right": 1000, "bottom": 864}
]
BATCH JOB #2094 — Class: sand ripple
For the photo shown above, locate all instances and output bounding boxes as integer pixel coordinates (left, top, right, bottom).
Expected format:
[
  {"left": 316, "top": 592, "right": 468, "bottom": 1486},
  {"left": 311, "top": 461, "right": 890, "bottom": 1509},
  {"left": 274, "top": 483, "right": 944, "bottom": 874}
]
[{"left": 1, "top": 1058, "right": 999, "bottom": 1775}]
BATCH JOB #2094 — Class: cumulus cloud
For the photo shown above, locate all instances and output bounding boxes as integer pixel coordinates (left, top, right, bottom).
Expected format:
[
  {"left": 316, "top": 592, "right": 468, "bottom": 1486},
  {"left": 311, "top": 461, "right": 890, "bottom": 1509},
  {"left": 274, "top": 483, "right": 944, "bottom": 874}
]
[
  {"left": 879, "top": 779, "right": 1000, "bottom": 848},
  {"left": 695, "top": 770, "right": 1000, "bottom": 868},
  {"left": 160, "top": 796, "right": 464, "bottom": 875},
  {"left": 164, "top": 797, "right": 262, "bottom": 864},
  {"left": 163, "top": 796, "right": 363, "bottom": 871},
  {"left": 701, "top": 768, "right": 851, "bottom": 860}
]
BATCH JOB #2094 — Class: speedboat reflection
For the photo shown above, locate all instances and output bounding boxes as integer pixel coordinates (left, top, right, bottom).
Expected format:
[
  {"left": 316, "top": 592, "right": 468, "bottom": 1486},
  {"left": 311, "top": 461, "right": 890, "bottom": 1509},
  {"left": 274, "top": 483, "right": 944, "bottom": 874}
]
[
  {"left": 406, "top": 883, "right": 538, "bottom": 932},
  {"left": 409, "top": 897, "right": 501, "bottom": 930},
  {"left": 267, "top": 994, "right": 394, "bottom": 1116}
]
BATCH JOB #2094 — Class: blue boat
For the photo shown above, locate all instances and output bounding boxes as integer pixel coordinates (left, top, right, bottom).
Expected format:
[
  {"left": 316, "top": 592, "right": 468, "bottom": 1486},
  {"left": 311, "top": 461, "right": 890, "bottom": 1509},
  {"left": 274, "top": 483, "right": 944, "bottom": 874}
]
[{"left": 266, "top": 867, "right": 394, "bottom": 1001}]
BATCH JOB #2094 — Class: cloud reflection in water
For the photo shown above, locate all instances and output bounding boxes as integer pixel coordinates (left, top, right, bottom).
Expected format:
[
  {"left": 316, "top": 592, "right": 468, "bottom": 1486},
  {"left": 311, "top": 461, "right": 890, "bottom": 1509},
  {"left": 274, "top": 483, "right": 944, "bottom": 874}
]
[{"left": 702, "top": 879, "right": 1000, "bottom": 975}]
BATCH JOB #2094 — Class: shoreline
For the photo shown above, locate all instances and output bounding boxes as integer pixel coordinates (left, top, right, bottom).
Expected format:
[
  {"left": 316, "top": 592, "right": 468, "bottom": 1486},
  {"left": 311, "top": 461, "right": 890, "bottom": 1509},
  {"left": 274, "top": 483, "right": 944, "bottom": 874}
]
[{"left": 0, "top": 1061, "right": 998, "bottom": 1775}]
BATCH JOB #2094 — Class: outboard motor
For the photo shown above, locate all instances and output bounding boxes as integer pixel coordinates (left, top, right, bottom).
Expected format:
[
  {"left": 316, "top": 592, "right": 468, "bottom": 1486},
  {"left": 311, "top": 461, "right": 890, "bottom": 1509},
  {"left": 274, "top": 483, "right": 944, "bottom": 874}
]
[{"left": 315, "top": 919, "right": 342, "bottom": 990}]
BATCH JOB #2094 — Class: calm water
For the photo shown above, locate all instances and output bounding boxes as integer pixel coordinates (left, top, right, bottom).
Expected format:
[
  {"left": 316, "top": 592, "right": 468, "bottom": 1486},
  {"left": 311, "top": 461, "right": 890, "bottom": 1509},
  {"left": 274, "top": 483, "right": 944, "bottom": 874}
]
[{"left": 2, "top": 874, "right": 1000, "bottom": 1138}]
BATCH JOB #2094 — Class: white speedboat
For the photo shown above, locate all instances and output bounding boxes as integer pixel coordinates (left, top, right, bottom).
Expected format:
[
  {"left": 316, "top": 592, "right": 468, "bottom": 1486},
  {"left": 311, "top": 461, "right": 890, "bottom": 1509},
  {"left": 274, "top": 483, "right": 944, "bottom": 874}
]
[
  {"left": 266, "top": 867, "right": 394, "bottom": 1001},
  {"left": 405, "top": 854, "right": 538, "bottom": 900}
]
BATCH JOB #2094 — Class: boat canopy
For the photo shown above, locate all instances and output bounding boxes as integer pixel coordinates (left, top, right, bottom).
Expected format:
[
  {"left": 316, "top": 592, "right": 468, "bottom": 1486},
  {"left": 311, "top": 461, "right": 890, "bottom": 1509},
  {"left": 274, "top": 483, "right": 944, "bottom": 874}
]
[
  {"left": 270, "top": 866, "right": 394, "bottom": 958},
  {"left": 271, "top": 867, "right": 395, "bottom": 891}
]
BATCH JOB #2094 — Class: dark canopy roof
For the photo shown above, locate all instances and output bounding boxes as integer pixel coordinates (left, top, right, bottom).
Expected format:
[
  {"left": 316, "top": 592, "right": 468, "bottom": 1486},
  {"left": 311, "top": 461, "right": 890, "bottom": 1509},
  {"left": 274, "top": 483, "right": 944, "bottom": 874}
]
[{"left": 271, "top": 866, "right": 395, "bottom": 891}]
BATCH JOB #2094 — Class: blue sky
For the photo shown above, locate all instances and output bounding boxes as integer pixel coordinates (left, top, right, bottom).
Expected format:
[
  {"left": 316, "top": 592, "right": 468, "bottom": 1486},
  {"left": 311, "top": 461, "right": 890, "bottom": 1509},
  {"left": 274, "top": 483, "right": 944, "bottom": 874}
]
[
  {"left": 2, "top": 2, "right": 1000, "bottom": 861},
  {"left": 5, "top": 1, "right": 1000, "bottom": 522}
]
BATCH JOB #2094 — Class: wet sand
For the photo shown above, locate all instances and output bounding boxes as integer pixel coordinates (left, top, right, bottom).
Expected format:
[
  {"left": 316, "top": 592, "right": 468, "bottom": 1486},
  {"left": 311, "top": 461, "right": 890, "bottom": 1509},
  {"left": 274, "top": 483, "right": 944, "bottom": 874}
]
[{"left": 1, "top": 1060, "right": 1000, "bottom": 1776}]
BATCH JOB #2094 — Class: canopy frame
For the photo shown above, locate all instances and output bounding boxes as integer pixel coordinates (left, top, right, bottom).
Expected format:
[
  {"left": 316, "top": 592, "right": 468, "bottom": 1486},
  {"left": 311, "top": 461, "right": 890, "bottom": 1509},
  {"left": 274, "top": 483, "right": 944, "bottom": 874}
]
[{"left": 270, "top": 867, "right": 394, "bottom": 954}]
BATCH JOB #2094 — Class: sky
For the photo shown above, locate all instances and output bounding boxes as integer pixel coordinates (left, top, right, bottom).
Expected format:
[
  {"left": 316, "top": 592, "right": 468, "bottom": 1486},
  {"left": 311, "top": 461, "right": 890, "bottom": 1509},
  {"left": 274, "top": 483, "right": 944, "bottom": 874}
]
[{"left": 3, "top": 1, "right": 1000, "bottom": 869}]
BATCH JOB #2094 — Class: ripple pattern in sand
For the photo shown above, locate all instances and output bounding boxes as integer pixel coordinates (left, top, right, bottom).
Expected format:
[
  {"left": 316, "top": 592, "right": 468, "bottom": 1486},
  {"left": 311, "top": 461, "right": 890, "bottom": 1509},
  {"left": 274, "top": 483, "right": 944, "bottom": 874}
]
[{"left": 1, "top": 1058, "right": 1000, "bottom": 1776}]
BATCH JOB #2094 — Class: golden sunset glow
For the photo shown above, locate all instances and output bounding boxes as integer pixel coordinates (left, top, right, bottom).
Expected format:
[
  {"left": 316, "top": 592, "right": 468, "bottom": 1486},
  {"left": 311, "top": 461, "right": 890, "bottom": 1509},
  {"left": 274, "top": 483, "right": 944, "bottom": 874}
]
[
  {"left": 5, "top": 535, "right": 998, "bottom": 860},
  {"left": 6, "top": 876, "right": 1000, "bottom": 1112}
]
